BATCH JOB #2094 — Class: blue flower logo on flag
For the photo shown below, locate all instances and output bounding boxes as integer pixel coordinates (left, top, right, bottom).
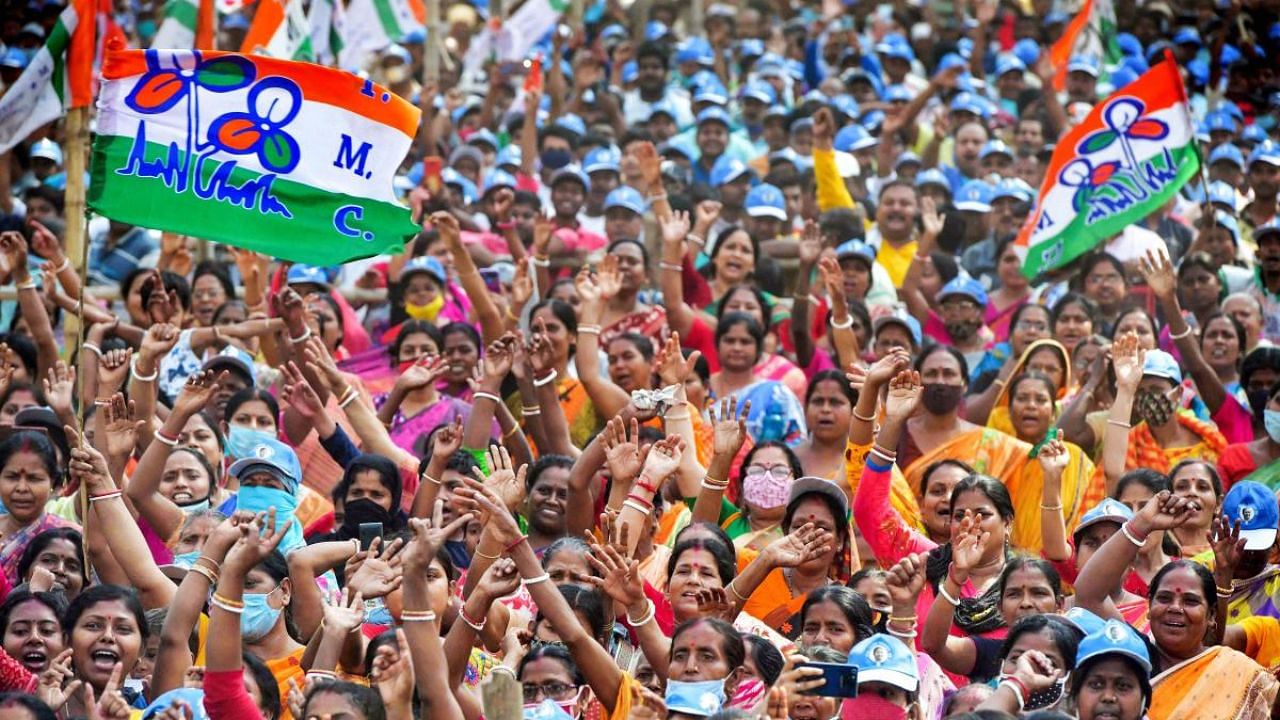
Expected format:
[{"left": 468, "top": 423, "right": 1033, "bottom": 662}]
[{"left": 208, "top": 77, "right": 303, "bottom": 173}]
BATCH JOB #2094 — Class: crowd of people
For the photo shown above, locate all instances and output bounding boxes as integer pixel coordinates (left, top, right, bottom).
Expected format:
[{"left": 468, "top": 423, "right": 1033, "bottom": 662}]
[{"left": 2, "top": 0, "right": 1280, "bottom": 719}]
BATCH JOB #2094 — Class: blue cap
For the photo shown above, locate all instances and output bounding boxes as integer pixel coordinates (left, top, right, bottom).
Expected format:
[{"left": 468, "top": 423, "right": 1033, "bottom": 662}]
[
  {"left": 991, "top": 177, "right": 1034, "bottom": 203},
  {"left": 995, "top": 55, "right": 1027, "bottom": 77},
  {"left": 739, "top": 39, "right": 765, "bottom": 60},
  {"left": 980, "top": 139, "right": 1013, "bottom": 161},
  {"left": 884, "top": 84, "right": 913, "bottom": 103},
  {"left": 1242, "top": 124, "right": 1268, "bottom": 145},
  {"left": 466, "top": 128, "right": 499, "bottom": 149},
  {"left": 741, "top": 79, "right": 777, "bottom": 105},
  {"left": 441, "top": 168, "right": 478, "bottom": 205},
  {"left": 1211, "top": 210, "right": 1241, "bottom": 245},
  {"left": 848, "top": 635, "right": 919, "bottom": 692},
  {"left": 1077, "top": 621, "right": 1152, "bottom": 674},
  {"left": 228, "top": 436, "right": 302, "bottom": 494},
  {"left": 599, "top": 23, "right": 627, "bottom": 43},
  {"left": 1108, "top": 65, "right": 1140, "bottom": 91},
  {"left": 860, "top": 110, "right": 886, "bottom": 133},
  {"left": 1068, "top": 55, "right": 1101, "bottom": 77},
  {"left": 693, "top": 80, "right": 729, "bottom": 106},
  {"left": 554, "top": 114, "right": 586, "bottom": 138},
  {"left": 710, "top": 155, "right": 751, "bottom": 186},
  {"left": 142, "top": 689, "right": 210, "bottom": 720},
  {"left": 644, "top": 20, "right": 669, "bottom": 40},
  {"left": 895, "top": 151, "right": 922, "bottom": 170},
  {"left": 830, "top": 94, "right": 860, "bottom": 119},
  {"left": 1223, "top": 481, "right": 1280, "bottom": 550},
  {"left": 1173, "top": 27, "right": 1202, "bottom": 46},
  {"left": 784, "top": 58, "right": 805, "bottom": 81},
  {"left": 676, "top": 36, "right": 714, "bottom": 65},
  {"left": 0, "top": 47, "right": 29, "bottom": 70},
  {"left": 645, "top": 98, "right": 679, "bottom": 121},
  {"left": 834, "top": 124, "right": 874, "bottom": 153},
  {"left": 873, "top": 312, "right": 922, "bottom": 349},
  {"left": 483, "top": 168, "right": 517, "bottom": 194},
  {"left": 495, "top": 144, "right": 522, "bottom": 169},
  {"left": 954, "top": 180, "right": 994, "bottom": 212},
  {"left": 956, "top": 37, "right": 974, "bottom": 59},
  {"left": 659, "top": 138, "right": 696, "bottom": 160},
  {"left": 620, "top": 60, "right": 638, "bottom": 84},
  {"left": 604, "top": 185, "right": 647, "bottom": 215},
  {"left": 1208, "top": 180, "right": 1239, "bottom": 210},
  {"left": 1074, "top": 498, "right": 1134, "bottom": 537},
  {"left": 1206, "top": 110, "right": 1236, "bottom": 134},
  {"left": 201, "top": 345, "right": 257, "bottom": 385},
  {"left": 1220, "top": 44, "right": 1243, "bottom": 67},
  {"left": 29, "top": 138, "right": 62, "bottom": 165},
  {"left": 746, "top": 183, "right": 787, "bottom": 220},
  {"left": 583, "top": 146, "right": 622, "bottom": 175},
  {"left": 914, "top": 168, "right": 952, "bottom": 194},
  {"left": 550, "top": 166, "right": 590, "bottom": 189},
  {"left": 696, "top": 106, "right": 732, "bottom": 128},
  {"left": 1063, "top": 607, "right": 1108, "bottom": 637},
  {"left": 874, "top": 34, "right": 915, "bottom": 62},
  {"left": 939, "top": 276, "right": 989, "bottom": 306},
  {"left": 1142, "top": 349, "right": 1182, "bottom": 384},
  {"left": 1249, "top": 145, "right": 1280, "bottom": 168},
  {"left": 1116, "top": 32, "right": 1143, "bottom": 58},
  {"left": 1121, "top": 54, "right": 1150, "bottom": 76},
  {"left": 835, "top": 240, "right": 876, "bottom": 267},
  {"left": 1209, "top": 143, "right": 1245, "bottom": 169},
  {"left": 938, "top": 53, "right": 969, "bottom": 75},
  {"left": 1255, "top": 218, "right": 1280, "bottom": 242},
  {"left": 287, "top": 264, "right": 331, "bottom": 289},
  {"left": 1014, "top": 38, "right": 1040, "bottom": 67},
  {"left": 403, "top": 255, "right": 447, "bottom": 285},
  {"left": 450, "top": 100, "right": 482, "bottom": 126},
  {"left": 949, "top": 92, "right": 990, "bottom": 120}
]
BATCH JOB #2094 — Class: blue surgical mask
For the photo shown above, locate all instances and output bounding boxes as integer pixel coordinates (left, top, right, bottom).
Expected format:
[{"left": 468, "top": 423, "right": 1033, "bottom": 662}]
[
  {"left": 241, "top": 587, "right": 283, "bottom": 642},
  {"left": 179, "top": 497, "right": 211, "bottom": 513},
  {"left": 540, "top": 148, "right": 573, "bottom": 170},
  {"left": 172, "top": 550, "right": 201, "bottom": 569},
  {"left": 1265, "top": 409, "right": 1280, "bottom": 443},
  {"left": 226, "top": 426, "right": 276, "bottom": 460},
  {"left": 237, "top": 485, "right": 304, "bottom": 554},
  {"left": 365, "top": 598, "right": 393, "bottom": 626},
  {"left": 665, "top": 679, "right": 727, "bottom": 716}
]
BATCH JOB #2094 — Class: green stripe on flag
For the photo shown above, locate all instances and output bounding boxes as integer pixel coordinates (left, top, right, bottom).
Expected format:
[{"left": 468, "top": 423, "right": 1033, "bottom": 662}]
[
  {"left": 47, "top": 18, "right": 72, "bottom": 105},
  {"left": 370, "top": 0, "right": 403, "bottom": 43},
  {"left": 164, "top": 0, "right": 199, "bottom": 32},
  {"left": 1022, "top": 144, "right": 1201, "bottom": 279},
  {"left": 89, "top": 134, "right": 418, "bottom": 265}
]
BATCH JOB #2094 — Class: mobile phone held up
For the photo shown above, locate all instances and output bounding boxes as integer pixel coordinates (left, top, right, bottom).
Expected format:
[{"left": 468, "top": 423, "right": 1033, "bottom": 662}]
[
  {"left": 359, "top": 522, "right": 384, "bottom": 551},
  {"left": 796, "top": 662, "right": 860, "bottom": 698},
  {"left": 524, "top": 55, "right": 543, "bottom": 94}
]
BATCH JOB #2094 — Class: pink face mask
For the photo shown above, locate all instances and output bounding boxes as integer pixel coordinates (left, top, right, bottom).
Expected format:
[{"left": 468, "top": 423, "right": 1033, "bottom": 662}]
[
  {"left": 839, "top": 694, "right": 908, "bottom": 720},
  {"left": 742, "top": 469, "right": 791, "bottom": 510}
]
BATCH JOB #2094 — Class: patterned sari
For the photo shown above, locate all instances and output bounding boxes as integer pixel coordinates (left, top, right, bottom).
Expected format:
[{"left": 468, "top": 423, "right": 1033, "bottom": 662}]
[
  {"left": 600, "top": 306, "right": 668, "bottom": 350},
  {"left": 1150, "top": 646, "right": 1278, "bottom": 720},
  {"left": 0, "top": 513, "right": 79, "bottom": 587}
]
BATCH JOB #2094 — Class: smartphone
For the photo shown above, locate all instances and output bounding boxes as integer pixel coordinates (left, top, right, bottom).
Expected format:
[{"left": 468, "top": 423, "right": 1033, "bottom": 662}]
[
  {"left": 524, "top": 55, "right": 543, "bottom": 93},
  {"left": 423, "top": 156, "right": 444, "bottom": 194},
  {"left": 358, "top": 522, "right": 384, "bottom": 551},
  {"left": 796, "top": 662, "right": 859, "bottom": 698},
  {"left": 479, "top": 267, "right": 503, "bottom": 293}
]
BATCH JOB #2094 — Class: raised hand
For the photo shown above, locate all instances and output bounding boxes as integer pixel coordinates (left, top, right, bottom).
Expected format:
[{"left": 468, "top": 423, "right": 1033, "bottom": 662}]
[
  {"left": 139, "top": 323, "right": 181, "bottom": 364},
  {"left": 693, "top": 200, "right": 722, "bottom": 231},
  {"left": 596, "top": 254, "right": 622, "bottom": 299},
  {"left": 764, "top": 522, "right": 834, "bottom": 568},
  {"left": 1138, "top": 248, "right": 1177, "bottom": 302},
  {"left": 99, "top": 394, "right": 143, "bottom": 460},
  {"left": 278, "top": 363, "right": 325, "bottom": 420},
  {"left": 812, "top": 107, "right": 835, "bottom": 150},
  {"left": 1111, "top": 332, "right": 1145, "bottom": 394},
  {"left": 585, "top": 542, "right": 645, "bottom": 609},
  {"left": 453, "top": 476, "right": 523, "bottom": 549},
  {"left": 573, "top": 267, "right": 602, "bottom": 311},
  {"left": 638, "top": 434, "right": 685, "bottom": 482},
  {"left": 883, "top": 369, "right": 923, "bottom": 422},
  {"left": 0, "top": 231, "right": 31, "bottom": 284},
  {"left": 532, "top": 215, "right": 553, "bottom": 257},
  {"left": 707, "top": 395, "right": 750, "bottom": 458},
  {"left": 173, "top": 369, "right": 225, "bottom": 418},
  {"left": 949, "top": 515, "right": 988, "bottom": 579},
  {"left": 475, "top": 556, "right": 523, "bottom": 600},
  {"left": 919, "top": 196, "right": 945, "bottom": 245},
  {"left": 42, "top": 361, "right": 76, "bottom": 418},
  {"left": 28, "top": 219, "right": 64, "bottom": 264},
  {"left": 1010, "top": 649, "right": 1063, "bottom": 694},
  {"left": 633, "top": 141, "right": 662, "bottom": 191},
  {"left": 302, "top": 336, "right": 344, "bottom": 391},
  {"left": 1210, "top": 513, "right": 1246, "bottom": 583},
  {"left": 401, "top": 512, "right": 473, "bottom": 575},
  {"left": 271, "top": 287, "right": 308, "bottom": 338},
  {"left": 482, "top": 333, "right": 518, "bottom": 383},
  {"left": 1134, "top": 490, "right": 1200, "bottom": 533},
  {"left": 143, "top": 273, "right": 180, "bottom": 325},
  {"left": 1038, "top": 429, "right": 1070, "bottom": 477},
  {"left": 817, "top": 256, "right": 846, "bottom": 307},
  {"left": 511, "top": 261, "right": 533, "bottom": 310},
  {"left": 525, "top": 331, "right": 556, "bottom": 377},
  {"left": 660, "top": 211, "right": 691, "bottom": 248},
  {"left": 347, "top": 537, "right": 405, "bottom": 599},
  {"left": 430, "top": 417, "right": 465, "bottom": 460},
  {"left": 89, "top": 662, "right": 132, "bottom": 720},
  {"left": 776, "top": 653, "right": 825, "bottom": 698},
  {"left": 474, "top": 444, "right": 529, "bottom": 513},
  {"left": 370, "top": 628, "right": 416, "bottom": 712},
  {"left": 601, "top": 417, "right": 644, "bottom": 487},
  {"left": 398, "top": 354, "right": 448, "bottom": 391},
  {"left": 223, "top": 509, "right": 293, "bottom": 574},
  {"left": 654, "top": 331, "right": 700, "bottom": 386},
  {"left": 322, "top": 586, "right": 366, "bottom": 635},
  {"left": 798, "top": 220, "right": 821, "bottom": 268}
]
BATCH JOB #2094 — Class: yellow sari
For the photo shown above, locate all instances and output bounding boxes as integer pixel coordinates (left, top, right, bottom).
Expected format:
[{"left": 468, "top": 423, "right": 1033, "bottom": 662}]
[
  {"left": 1150, "top": 646, "right": 1278, "bottom": 720},
  {"left": 985, "top": 338, "right": 1073, "bottom": 437}
]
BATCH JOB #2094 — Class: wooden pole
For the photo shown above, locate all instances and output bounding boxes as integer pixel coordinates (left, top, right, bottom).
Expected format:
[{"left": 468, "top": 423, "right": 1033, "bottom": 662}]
[
  {"left": 63, "top": 103, "right": 92, "bottom": 571},
  {"left": 424, "top": 0, "right": 441, "bottom": 85}
]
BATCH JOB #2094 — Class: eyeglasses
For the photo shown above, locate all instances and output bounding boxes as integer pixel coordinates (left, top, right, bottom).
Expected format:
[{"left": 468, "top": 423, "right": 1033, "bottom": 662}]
[
  {"left": 522, "top": 682, "right": 578, "bottom": 703},
  {"left": 1015, "top": 320, "right": 1049, "bottom": 332},
  {"left": 744, "top": 465, "right": 792, "bottom": 481}
]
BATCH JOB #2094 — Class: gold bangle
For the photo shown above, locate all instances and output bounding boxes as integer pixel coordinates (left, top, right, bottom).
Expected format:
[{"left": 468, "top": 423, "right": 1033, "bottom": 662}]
[
  {"left": 1039, "top": 503, "right": 1063, "bottom": 511},
  {"left": 503, "top": 425, "right": 522, "bottom": 439},
  {"left": 422, "top": 473, "right": 442, "bottom": 486},
  {"left": 475, "top": 547, "right": 500, "bottom": 560},
  {"left": 726, "top": 582, "right": 748, "bottom": 602}
]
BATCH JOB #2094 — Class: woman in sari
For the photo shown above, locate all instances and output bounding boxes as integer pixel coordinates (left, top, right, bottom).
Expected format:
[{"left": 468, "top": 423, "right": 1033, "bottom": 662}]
[
  {"left": 691, "top": 440, "right": 803, "bottom": 553},
  {"left": 793, "top": 370, "right": 855, "bottom": 481},
  {"left": 1074, "top": 490, "right": 1278, "bottom": 719},
  {"left": 970, "top": 302, "right": 1053, "bottom": 392},
  {"left": 1218, "top": 381, "right": 1280, "bottom": 487},
  {"left": 972, "top": 338, "right": 1072, "bottom": 432},
  {"left": 595, "top": 240, "right": 668, "bottom": 349},
  {"left": 519, "top": 298, "right": 600, "bottom": 448},
  {"left": 375, "top": 320, "right": 490, "bottom": 457},
  {"left": 0, "top": 430, "right": 77, "bottom": 587},
  {"left": 709, "top": 313, "right": 806, "bottom": 445},
  {"left": 984, "top": 237, "right": 1030, "bottom": 343}
]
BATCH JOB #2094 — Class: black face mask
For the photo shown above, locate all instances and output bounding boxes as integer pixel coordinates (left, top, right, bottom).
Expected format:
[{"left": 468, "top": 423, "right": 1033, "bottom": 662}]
[
  {"left": 922, "top": 383, "right": 965, "bottom": 415},
  {"left": 341, "top": 498, "right": 393, "bottom": 537},
  {"left": 1248, "top": 388, "right": 1271, "bottom": 420}
]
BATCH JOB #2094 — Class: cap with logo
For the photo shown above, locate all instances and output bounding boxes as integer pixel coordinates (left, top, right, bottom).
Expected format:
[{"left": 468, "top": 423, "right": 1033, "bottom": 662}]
[
  {"left": 403, "top": 256, "right": 447, "bottom": 286},
  {"left": 938, "top": 276, "right": 989, "bottom": 307},
  {"left": 604, "top": 186, "right": 647, "bottom": 216},
  {"left": 550, "top": 166, "right": 590, "bottom": 190},
  {"left": 710, "top": 155, "right": 752, "bottom": 187},
  {"left": 286, "top": 264, "right": 331, "bottom": 290},
  {"left": 583, "top": 146, "right": 622, "bottom": 175},
  {"left": 1076, "top": 620, "right": 1153, "bottom": 674},
  {"left": 1073, "top": 498, "right": 1134, "bottom": 539},
  {"left": 30, "top": 138, "right": 63, "bottom": 165},
  {"left": 227, "top": 435, "right": 302, "bottom": 495},
  {"left": 746, "top": 183, "right": 787, "bottom": 221},
  {"left": 954, "top": 180, "right": 994, "bottom": 213},
  {"left": 1223, "top": 481, "right": 1280, "bottom": 551},
  {"left": 873, "top": 313, "right": 922, "bottom": 349},
  {"left": 847, "top": 634, "right": 919, "bottom": 692}
]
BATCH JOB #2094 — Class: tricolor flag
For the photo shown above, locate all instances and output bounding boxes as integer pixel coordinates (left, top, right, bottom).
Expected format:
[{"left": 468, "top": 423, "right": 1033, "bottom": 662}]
[
  {"left": 308, "top": 0, "right": 345, "bottom": 66},
  {"left": 1046, "top": 0, "right": 1120, "bottom": 91},
  {"left": 464, "top": 0, "right": 568, "bottom": 73},
  {"left": 240, "top": 0, "right": 314, "bottom": 60},
  {"left": 0, "top": 0, "right": 95, "bottom": 154},
  {"left": 338, "top": 0, "right": 423, "bottom": 70},
  {"left": 88, "top": 48, "right": 421, "bottom": 264},
  {"left": 152, "top": 0, "right": 217, "bottom": 49},
  {"left": 1016, "top": 55, "right": 1200, "bottom": 279}
]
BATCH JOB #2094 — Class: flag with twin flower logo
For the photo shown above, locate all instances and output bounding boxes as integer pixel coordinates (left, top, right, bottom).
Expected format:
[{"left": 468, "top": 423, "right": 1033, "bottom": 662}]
[
  {"left": 1015, "top": 54, "right": 1200, "bottom": 280},
  {"left": 88, "top": 46, "right": 421, "bottom": 265}
]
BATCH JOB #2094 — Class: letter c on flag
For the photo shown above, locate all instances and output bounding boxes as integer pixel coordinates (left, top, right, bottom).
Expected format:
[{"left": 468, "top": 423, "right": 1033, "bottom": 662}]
[{"left": 334, "top": 205, "right": 374, "bottom": 241}]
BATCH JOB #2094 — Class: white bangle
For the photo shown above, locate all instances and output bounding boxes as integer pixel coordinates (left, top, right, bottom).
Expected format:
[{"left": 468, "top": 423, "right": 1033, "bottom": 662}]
[
  {"left": 533, "top": 370, "right": 558, "bottom": 387},
  {"left": 339, "top": 392, "right": 360, "bottom": 409},
  {"left": 289, "top": 327, "right": 313, "bottom": 345},
  {"left": 659, "top": 262, "right": 683, "bottom": 272},
  {"left": 687, "top": 234, "right": 705, "bottom": 246},
  {"left": 1120, "top": 523, "right": 1146, "bottom": 548},
  {"left": 15, "top": 279, "right": 37, "bottom": 291},
  {"left": 830, "top": 315, "right": 854, "bottom": 330},
  {"left": 937, "top": 584, "right": 960, "bottom": 606},
  {"left": 577, "top": 325, "right": 601, "bottom": 335},
  {"left": 82, "top": 342, "right": 103, "bottom": 358},
  {"left": 1169, "top": 325, "right": 1194, "bottom": 341},
  {"left": 152, "top": 432, "right": 179, "bottom": 447},
  {"left": 399, "top": 611, "right": 438, "bottom": 623},
  {"left": 626, "top": 600, "right": 656, "bottom": 627},
  {"left": 623, "top": 500, "right": 651, "bottom": 516},
  {"left": 530, "top": 256, "right": 551, "bottom": 268},
  {"left": 999, "top": 680, "right": 1027, "bottom": 713},
  {"left": 887, "top": 626, "right": 918, "bottom": 639},
  {"left": 523, "top": 573, "right": 552, "bottom": 586},
  {"left": 131, "top": 357, "right": 158, "bottom": 382},
  {"left": 473, "top": 391, "right": 502, "bottom": 404}
]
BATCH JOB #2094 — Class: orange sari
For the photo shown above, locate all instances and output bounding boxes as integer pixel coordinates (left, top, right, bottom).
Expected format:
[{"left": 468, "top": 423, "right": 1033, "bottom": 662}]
[{"left": 1150, "top": 646, "right": 1277, "bottom": 720}]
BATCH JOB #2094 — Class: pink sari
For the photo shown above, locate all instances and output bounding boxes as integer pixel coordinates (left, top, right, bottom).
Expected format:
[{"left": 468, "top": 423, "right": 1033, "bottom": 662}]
[{"left": 755, "top": 354, "right": 807, "bottom": 402}]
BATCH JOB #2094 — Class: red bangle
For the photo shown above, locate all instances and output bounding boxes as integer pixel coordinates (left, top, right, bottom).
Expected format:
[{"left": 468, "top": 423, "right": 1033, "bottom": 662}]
[
  {"left": 504, "top": 536, "right": 528, "bottom": 553},
  {"left": 947, "top": 566, "right": 965, "bottom": 588},
  {"left": 634, "top": 479, "right": 658, "bottom": 495},
  {"left": 625, "top": 494, "right": 653, "bottom": 510},
  {"left": 155, "top": 429, "right": 180, "bottom": 444},
  {"left": 1124, "top": 521, "right": 1149, "bottom": 542},
  {"left": 1003, "top": 675, "right": 1030, "bottom": 704}
]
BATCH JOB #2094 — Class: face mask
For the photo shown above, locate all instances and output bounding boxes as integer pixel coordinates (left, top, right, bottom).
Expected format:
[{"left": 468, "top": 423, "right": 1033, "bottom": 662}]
[
  {"left": 1265, "top": 409, "right": 1280, "bottom": 443},
  {"left": 742, "top": 470, "right": 791, "bottom": 509},
  {"left": 241, "top": 587, "right": 283, "bottom": 642},
  {"left": 1250, "top": 389, "right": 1273, "bottom": 419},
  {"left": 540, "top": 148, "right": 573, "bottom": 170},
  {"left": 838, "top": 694, "right": 908, "bottom": 720},
  {"left": 522, "top": 696, "right": 579, "bottom": 720},
  {"left": 178, "top": 497, "right": 210, "bottom": 513},
  {"left": 944, "top": 319, "right": 979, "bottom": 341},
  {"left": 225, "top": 426, "right": 276, "bottom": 460},
  {"left": 1134, "top": 387, "right": 1176, "bottom": 427},
  {"left": 404, "top": 294, "right": 444, "bottom": 321},
  {"left": 172, "top": 550, "right": 201, "bottom": 569},
  {"left": 922, "top": 383, "right": 964, "bottom": 415},
  {"left": 665, "top": 679, "right": 727, "bottom": 716},
  {"left": 238, "top": 485, "right": 303, "bottom": 553},
  {"left": 1001, "top": 672, "right": 1068, "bottom": 710},
  {"left": 342, "top": 498, "right": 393, "bottom": 537}
]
